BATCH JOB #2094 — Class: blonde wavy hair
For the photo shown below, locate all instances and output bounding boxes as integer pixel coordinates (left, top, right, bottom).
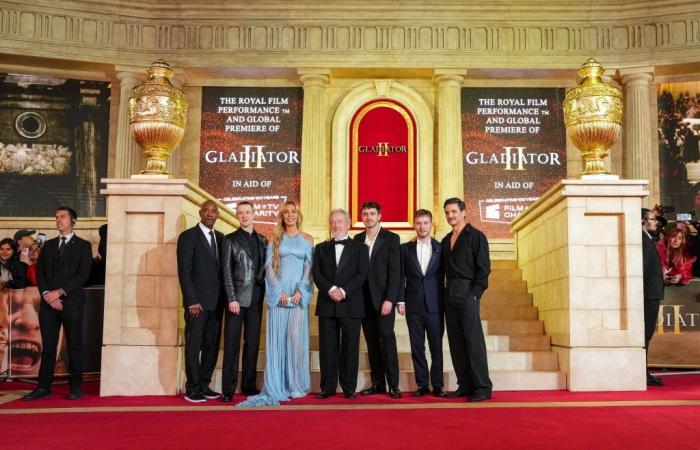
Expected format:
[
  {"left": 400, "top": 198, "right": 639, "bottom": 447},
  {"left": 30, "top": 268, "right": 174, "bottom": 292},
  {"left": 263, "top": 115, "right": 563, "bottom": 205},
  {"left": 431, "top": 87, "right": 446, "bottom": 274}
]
[{"left": 271, "top": 201, "right": 303, "bottom": 276}]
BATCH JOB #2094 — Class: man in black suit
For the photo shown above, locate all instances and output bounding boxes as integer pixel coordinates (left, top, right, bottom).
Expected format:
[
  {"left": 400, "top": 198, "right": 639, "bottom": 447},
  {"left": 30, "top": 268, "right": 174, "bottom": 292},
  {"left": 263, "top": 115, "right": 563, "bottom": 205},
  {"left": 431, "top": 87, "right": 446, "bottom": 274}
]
[
  {"left": 220, "top": 201, "right": 267, "bottom": 402},
  {"left": 354, "top": 201, "right": 402, "bottom": 398},
  {"left": 176, "top": 200, "right": 224, "bottom": 403},
  {"left": 441, "top": 198, "right": 492, "bottom": 402},
  {"left": 642, "top": 208, "right": 665, "bottom": 387},
  {"left": 398, "top": 209, "right": 445, "bottom": 397},
  {"left": 313, "top": 209, "right": 369, "bottom": 399},
  {"left": 23, "top": 206, "right": 92, "bottom": 401}
]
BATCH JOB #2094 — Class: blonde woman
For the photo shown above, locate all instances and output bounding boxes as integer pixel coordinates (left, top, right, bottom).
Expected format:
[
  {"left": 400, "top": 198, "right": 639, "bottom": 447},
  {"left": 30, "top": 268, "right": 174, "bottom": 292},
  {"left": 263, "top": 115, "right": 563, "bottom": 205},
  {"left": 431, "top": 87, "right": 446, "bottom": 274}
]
[{"left": 237, "top": 201, "right": 313, "bottom": 406}]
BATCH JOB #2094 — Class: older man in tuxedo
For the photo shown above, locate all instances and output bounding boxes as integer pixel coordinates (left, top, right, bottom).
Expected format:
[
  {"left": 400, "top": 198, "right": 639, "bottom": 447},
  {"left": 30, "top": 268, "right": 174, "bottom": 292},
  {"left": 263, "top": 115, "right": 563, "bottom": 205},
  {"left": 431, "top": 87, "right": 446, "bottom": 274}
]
[
  {"left": 23, "top": 206, "right": 92, "bottom": 401},
  {"left": 398, "top": 209, "right": 445, "bottom": 397},
  {"left": 313, "top": 209, "right": 369, "bottom": 399},
  {"left": 176, "top": 200, "right": 225, "bottom": 403}
]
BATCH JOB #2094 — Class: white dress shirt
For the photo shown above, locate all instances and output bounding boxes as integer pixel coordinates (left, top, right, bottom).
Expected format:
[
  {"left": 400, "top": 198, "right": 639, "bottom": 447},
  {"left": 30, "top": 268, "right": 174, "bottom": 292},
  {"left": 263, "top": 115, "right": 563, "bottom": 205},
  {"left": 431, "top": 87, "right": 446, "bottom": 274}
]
[
  {"left": 198, "top": 222, "right": 216, "bottom": 247},
  {"left": 330, "top": 235, "right": 349, "bottom": 298},
  {"left": 416, "top": 239, "right": 432, "bottom": 275},
  {"left": 364, "top": 226, "right": 380, "bottom": 258}
]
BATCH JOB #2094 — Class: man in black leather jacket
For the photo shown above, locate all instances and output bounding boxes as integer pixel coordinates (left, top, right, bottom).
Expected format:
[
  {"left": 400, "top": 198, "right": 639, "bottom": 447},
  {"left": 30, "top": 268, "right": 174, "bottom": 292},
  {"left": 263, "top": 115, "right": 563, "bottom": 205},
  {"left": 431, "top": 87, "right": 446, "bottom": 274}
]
[{"left": 220, "top": 201, "right": 267, "bottom": 402}]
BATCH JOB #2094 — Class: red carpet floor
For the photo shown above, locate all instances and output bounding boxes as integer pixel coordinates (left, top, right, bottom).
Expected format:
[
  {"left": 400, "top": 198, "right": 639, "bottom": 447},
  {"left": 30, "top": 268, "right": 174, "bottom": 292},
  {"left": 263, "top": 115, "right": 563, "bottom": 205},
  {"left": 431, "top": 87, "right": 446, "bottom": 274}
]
[{"left": 2, "top": 374, "right": 700, "bottom": 449}]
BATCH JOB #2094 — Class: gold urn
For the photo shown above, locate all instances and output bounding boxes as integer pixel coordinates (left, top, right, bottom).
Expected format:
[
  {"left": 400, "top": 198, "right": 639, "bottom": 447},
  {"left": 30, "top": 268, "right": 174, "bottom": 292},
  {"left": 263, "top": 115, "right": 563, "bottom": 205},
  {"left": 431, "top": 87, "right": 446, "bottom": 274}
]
[
  {"left": 128, "top": 60, "right": 188, "bottom": 176},
  {"left": 563, "top": 59, "right": 623, "bottom": 177}
]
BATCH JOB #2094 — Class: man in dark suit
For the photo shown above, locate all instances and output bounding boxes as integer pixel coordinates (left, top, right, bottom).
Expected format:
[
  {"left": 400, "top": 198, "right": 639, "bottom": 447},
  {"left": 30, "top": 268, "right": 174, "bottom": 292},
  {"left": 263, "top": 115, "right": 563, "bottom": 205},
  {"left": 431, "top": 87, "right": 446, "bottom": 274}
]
[
  {"left": 398, "top": 209, "right": 445, "bottom": 397},
  {"left": 642, "top": 208, "right": 664, "bottom": 387},
  {"left": 23, "top": 206, "right": 92, "bottom": 401},
  {"left": 220, "top": 201, "right": 267, "bottom": 402},
  {"left": 176, "top": 200, "right": 224, "bottom": 403},
  {"left": 353, "top": 201, "right": 402, "bottom": 398},
  {"left": 441, "top": 198, "right": 492, "bottom": 402},
  {"left": 314, "top": 209, "right": 369, "bottom": 399}
]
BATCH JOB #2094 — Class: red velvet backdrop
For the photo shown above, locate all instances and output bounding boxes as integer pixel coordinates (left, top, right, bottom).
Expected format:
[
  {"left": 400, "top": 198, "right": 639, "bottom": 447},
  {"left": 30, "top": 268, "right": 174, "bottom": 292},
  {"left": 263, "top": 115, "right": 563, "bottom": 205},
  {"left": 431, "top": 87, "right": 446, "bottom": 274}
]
[{"left": 349, "top": 100, "right": 415, "bottom": 229}]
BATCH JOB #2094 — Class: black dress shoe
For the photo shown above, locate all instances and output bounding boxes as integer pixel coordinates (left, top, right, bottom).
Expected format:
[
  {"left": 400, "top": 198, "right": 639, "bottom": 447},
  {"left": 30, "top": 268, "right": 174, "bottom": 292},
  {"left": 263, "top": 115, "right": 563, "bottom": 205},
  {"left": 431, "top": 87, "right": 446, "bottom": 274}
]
[
  {"left": 446, "top": 388, "right": 470, "bottom": 398},
  {"left": 242, "top": 388, "right": 261, "bottom": 396},
  {"left": 412, "top": 387, "right": 430, "bottom": 397},
  {"left": 221, "top": 394, "right": 233, "bottom": 403},
  {"left": 315, "top": 391, "right": 335, "bottom": 399},
  {"left": 23, "top": 388, "right": 51, "bottom": 401},
  {"left": 344, "top": 392, "right": 357, "bottom": 399},
  {"left": 360, "top": 385, "right": 387, "bottom": 395},
  {"left": 647, "top": 374, "right": 664, "bottom": 386},
  {"left": 68, "top": 387, "right": 83, "bottom": 400},
  {"left": 184, "top": 392, "right": 206, "bottom": 403},
  {"left": 432, "top": 387, "right": 446, "bottom": 397},
  {"left": 388, "top": 387, "right": 402, "bottom": 398},
  {"left": 468, "top": 391, "right": 492, "bottom": 402}
]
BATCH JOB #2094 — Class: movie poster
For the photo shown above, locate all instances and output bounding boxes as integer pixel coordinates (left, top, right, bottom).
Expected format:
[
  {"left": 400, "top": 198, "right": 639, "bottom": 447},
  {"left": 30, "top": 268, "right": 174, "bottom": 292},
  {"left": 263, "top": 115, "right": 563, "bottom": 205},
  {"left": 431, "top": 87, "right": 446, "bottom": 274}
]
[
  {"left": 658, "top": 82, "right": 700, "bottom": 216},
  {"left": 199, "top": 87, "right": 303, "bottom": 237},
  {"left": 0, "top": 73, "right": 110, "bottom": 217},
  {"left": 461, "top": 88, "right": 567, "bottom": 239}
]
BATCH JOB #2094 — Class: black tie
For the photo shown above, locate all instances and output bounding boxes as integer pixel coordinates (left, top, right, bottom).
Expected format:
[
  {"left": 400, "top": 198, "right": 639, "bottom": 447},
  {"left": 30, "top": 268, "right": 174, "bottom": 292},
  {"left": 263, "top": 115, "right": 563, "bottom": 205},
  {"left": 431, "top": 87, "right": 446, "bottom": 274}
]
[
  {"left": 334, "top": 239, "right": 348, "bottom": 246},
  {"left": 209, "top": 231, "right": 217, "bottom": 258},
  {"left": 58, "top": 236, "right": 66, "bottom": 255}
]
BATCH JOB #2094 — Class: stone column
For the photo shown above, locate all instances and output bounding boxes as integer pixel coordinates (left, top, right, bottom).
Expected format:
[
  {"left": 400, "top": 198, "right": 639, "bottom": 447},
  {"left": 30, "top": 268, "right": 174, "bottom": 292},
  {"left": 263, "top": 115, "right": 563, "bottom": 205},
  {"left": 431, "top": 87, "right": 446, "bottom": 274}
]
[
  {"left": 114, "top": 69, "right": 145, "bottom": 178},
  {"left": 434, "top": 69, "right": 466, "bottom": 234},
  {"left": 166, "top": 69, "right": 189, "bottom": 177},
  {"left": 99, "top": 179, "right": 238, "bottom": 396},
  {"left": 620, "top": 67, "right": 655, "bottom": 201},
  {"left": 298, "top": 68, "right": 331, "bottom": 239}
]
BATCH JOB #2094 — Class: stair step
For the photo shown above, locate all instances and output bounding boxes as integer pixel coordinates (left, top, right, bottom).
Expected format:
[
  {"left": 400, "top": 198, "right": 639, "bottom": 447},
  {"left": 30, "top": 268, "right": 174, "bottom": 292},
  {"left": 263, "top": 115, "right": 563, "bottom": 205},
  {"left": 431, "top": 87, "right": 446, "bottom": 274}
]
[
  {"left": 484, "top": 319, "right": 544, "bottom": 336},
  {"left": 491, "top": 260, "right": 518, "bottom": 270},
  {"left": 200, "top": 368, "right": 566, "bottom": 393},
  {"left": 481, "top": 291, "right": 533, "bottom": 306},
  {"left": 489, "top": 269, "right": 524, "bottom": 282},
  {"left": 481, "top": 305, "right": 538, "bottom": 320}
]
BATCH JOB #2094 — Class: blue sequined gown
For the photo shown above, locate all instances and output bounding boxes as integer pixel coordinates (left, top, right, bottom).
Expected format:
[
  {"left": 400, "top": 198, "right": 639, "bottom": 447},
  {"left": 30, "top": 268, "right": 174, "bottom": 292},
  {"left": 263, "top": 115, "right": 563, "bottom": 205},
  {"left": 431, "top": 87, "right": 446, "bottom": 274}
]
[{"left": 237, "top": 234, "right": 313, "bottom": 407}]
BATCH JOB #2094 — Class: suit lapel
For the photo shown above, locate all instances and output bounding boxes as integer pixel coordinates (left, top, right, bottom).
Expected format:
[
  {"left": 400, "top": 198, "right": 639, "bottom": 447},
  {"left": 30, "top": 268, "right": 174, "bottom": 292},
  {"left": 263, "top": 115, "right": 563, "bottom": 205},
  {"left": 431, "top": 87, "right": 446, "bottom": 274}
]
[
  {"left": 57, "top": 236, "right": 77, "bottom": 263},
  {"left": 336, "top": 242, "right": 353, "bottom": 274},
  {"left": 406, "top": 241, "right": 422, "bottom": 277},
  {"left": 235, "top": 230, "right": 254, "bottom": 260},
  {"left": 369, "top": 229, "right": 386, "bottom": 262},
  {"left": 196, "top": 226, "right": 218, "bottom": 263},
  {"left": 424, "top": 239, "right": 441, "bottom": 276},
  {"left": 326, "top": 241, "right": 338, "bottom": 272}
]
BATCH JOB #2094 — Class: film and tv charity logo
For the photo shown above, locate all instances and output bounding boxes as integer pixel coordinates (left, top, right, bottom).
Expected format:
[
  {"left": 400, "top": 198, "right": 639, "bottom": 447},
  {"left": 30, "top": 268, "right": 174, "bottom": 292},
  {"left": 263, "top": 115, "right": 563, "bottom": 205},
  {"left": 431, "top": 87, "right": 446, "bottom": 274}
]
[{"left": 478, "top": 197, "right": 539, "bottom": 224}]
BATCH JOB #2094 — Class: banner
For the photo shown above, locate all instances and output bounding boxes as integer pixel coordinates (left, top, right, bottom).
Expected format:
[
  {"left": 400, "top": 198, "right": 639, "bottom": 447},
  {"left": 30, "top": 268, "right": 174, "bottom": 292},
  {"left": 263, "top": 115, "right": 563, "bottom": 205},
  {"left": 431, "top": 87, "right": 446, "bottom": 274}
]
[
  {"left": 1, "top": 287, "right": 103, "bottom": 378},
  {"left": 648, "top": 281, "right": 700, "bottom": 368},
  {"left": 461, "top": 88, "right": 567, "bottom": 238},
  {"left": 199, "top": 87, "right": 303, "bottom": 236},
  {"left": 349, "top": 100, "right": 415, "bottom": 228}
]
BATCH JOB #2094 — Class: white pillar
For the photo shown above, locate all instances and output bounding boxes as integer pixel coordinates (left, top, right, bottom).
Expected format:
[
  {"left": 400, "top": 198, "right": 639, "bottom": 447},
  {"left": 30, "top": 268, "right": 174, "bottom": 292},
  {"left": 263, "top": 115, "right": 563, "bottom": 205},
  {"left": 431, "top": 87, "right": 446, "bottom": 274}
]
[{"left": 114, "top": 69, "right": 145, "bottom": 178}]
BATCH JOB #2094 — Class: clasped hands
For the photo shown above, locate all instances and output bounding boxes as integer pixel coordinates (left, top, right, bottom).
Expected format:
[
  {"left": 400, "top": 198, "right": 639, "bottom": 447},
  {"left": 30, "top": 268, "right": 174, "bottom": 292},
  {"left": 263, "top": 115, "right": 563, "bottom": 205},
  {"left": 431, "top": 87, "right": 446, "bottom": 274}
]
[
  {"left": 279, "top": 290, "right": 302, "bottom": 307},
  {"left": 43, "top": 290, "right": 64, "bottom": 311}
]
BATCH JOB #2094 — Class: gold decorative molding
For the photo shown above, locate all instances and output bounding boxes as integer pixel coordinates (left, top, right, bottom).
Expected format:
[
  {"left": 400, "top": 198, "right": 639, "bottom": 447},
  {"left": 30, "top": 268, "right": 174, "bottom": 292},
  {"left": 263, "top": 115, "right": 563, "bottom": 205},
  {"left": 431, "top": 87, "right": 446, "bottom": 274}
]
[{"left": 0, "top": 1, "right": 699, "bottom": 68}]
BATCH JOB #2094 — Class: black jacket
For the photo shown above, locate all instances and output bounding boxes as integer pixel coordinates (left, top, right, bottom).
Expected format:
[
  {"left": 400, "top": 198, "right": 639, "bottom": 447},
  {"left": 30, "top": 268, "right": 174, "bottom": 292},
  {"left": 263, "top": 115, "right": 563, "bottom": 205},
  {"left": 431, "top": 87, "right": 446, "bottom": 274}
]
[
  {"left": 399, "top": 239, "right": 444, "bottom": 314},
  {"left": 313, "top": 238, "right": 369, "bottom": 318},
  {"left": 353, "top": 228, "right": 401, "bottom": 309},
  {"left": 176, "top": 224, "right": 224, "bottom": 311},
  {"left": 441, "top": 224, "right": 491, "bottom": 303},
  {"left": 221, "top": 228, "right": 267, "bottom": 308},
  {"left": 36, "top": 234, "right": 92, "bottom": 302},
  {"left": 0, "top": 257, "right": 28, "bottom": 289},
  {"left": 642, "top": 231, "right": 664, "bottom": 300}
]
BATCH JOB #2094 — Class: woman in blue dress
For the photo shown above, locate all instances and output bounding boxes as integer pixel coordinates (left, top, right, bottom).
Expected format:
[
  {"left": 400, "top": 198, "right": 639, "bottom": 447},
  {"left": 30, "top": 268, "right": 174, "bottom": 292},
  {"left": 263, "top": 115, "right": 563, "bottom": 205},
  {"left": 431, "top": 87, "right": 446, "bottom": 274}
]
[{"left": 237, "top": 201, "right": 313, "bottom": 407}]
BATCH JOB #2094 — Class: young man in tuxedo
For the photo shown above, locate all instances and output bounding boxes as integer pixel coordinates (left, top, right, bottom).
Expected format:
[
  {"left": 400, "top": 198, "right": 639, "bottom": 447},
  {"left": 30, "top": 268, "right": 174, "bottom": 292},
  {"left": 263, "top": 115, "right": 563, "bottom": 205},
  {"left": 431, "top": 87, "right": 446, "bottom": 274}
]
[
  {"left": 23, "top": 206, "right": 92, "bottom": 401},
  {"left": 354, "top": 201, "right": 402, "bottom": 398},
  {"left": 176, "top": 200, "right": 225, "bottom": 403},
  {"left": 220, "top": 201, "right": 267, "bottom": 402},
  {"left": 441, "top": 198, "right": 492, "bottom": 402},
  {"left": 642, "top": 208, "right": 665, "bottom": 387},
  {"left": 313, "top": 209, "right": 369, "bottom": 399},
  {"left": 397, "top": 209, "right": 445, "bottom": 397}
]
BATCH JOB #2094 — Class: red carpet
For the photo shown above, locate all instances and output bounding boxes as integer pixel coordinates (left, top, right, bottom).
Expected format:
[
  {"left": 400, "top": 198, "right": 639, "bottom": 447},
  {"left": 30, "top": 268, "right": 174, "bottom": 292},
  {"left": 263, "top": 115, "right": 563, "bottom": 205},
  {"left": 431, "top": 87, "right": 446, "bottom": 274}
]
[{"left": 2, "top": 374, "right": 700, "bottom": 449}]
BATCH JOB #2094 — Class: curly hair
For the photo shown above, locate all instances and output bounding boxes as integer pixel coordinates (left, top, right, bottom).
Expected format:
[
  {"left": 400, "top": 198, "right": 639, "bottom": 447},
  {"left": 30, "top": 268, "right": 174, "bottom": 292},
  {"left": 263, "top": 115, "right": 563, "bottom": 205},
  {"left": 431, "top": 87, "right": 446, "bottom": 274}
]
[{"left": 270, "top": 201, "right": 303, "bottom": 276}]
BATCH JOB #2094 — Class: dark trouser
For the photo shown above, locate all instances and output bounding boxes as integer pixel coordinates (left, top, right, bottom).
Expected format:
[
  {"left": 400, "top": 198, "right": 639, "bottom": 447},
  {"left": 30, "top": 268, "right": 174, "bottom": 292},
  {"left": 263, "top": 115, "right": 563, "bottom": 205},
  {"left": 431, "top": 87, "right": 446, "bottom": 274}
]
[
  {"left": 445, "top": 297, "right": 492, "bottom": 394},
  {"left": 644, "top": 298, "right": 661, "bottom": 367},
  {"left": 221, "top": 306, "right": 262, "bottom": 395},
  {"left": 38, "top": 300, "right": 84, "bottom": 390},
  {"left": 362, "top": 306, "right": 400, "bottom": 389},
  {"left": 318, "top": 316, "right": 361, "bottom": 394},
  {"left": 183, "top": 308, "right": 223, "bottom": 395},
  {"left": 407, "top": 311, "right": 444, "bottom": 389}
]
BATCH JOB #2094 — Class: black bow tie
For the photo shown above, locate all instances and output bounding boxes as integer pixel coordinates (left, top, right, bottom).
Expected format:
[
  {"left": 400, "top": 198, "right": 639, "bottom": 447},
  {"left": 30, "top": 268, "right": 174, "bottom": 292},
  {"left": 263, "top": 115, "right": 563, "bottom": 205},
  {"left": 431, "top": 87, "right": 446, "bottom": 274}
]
[{"left": 334, "top": 239, "right": 348, "bottom": 246}]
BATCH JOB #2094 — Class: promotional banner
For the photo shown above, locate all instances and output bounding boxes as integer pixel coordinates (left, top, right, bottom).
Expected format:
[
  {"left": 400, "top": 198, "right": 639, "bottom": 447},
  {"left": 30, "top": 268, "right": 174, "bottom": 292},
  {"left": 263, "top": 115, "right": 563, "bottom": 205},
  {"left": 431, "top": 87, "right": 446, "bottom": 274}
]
[
  {"left": 0, "top": 73, "right": 110, "bottom": 217},
  {"left": 2, "top": 287, "right": 103, "bottom": 378},
  {"left": 648, "top": 281, "right": 700, "bottom": 368},
  {"left": 349, "top": 100, "right": 415, "bottom": 228},
  {"left": 199, "top": 87, "right": 303, "bottom": 237},
  {"left": 461, "top": 88, "right": 567, "bottom": 238}
]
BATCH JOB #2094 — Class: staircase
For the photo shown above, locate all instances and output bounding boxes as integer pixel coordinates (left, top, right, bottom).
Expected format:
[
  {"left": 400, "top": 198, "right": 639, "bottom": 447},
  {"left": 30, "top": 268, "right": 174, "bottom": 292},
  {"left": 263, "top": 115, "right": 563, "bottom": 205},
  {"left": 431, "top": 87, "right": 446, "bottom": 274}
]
[{"left": 204, "top": 260, "right": 566, "bottom": 392}]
